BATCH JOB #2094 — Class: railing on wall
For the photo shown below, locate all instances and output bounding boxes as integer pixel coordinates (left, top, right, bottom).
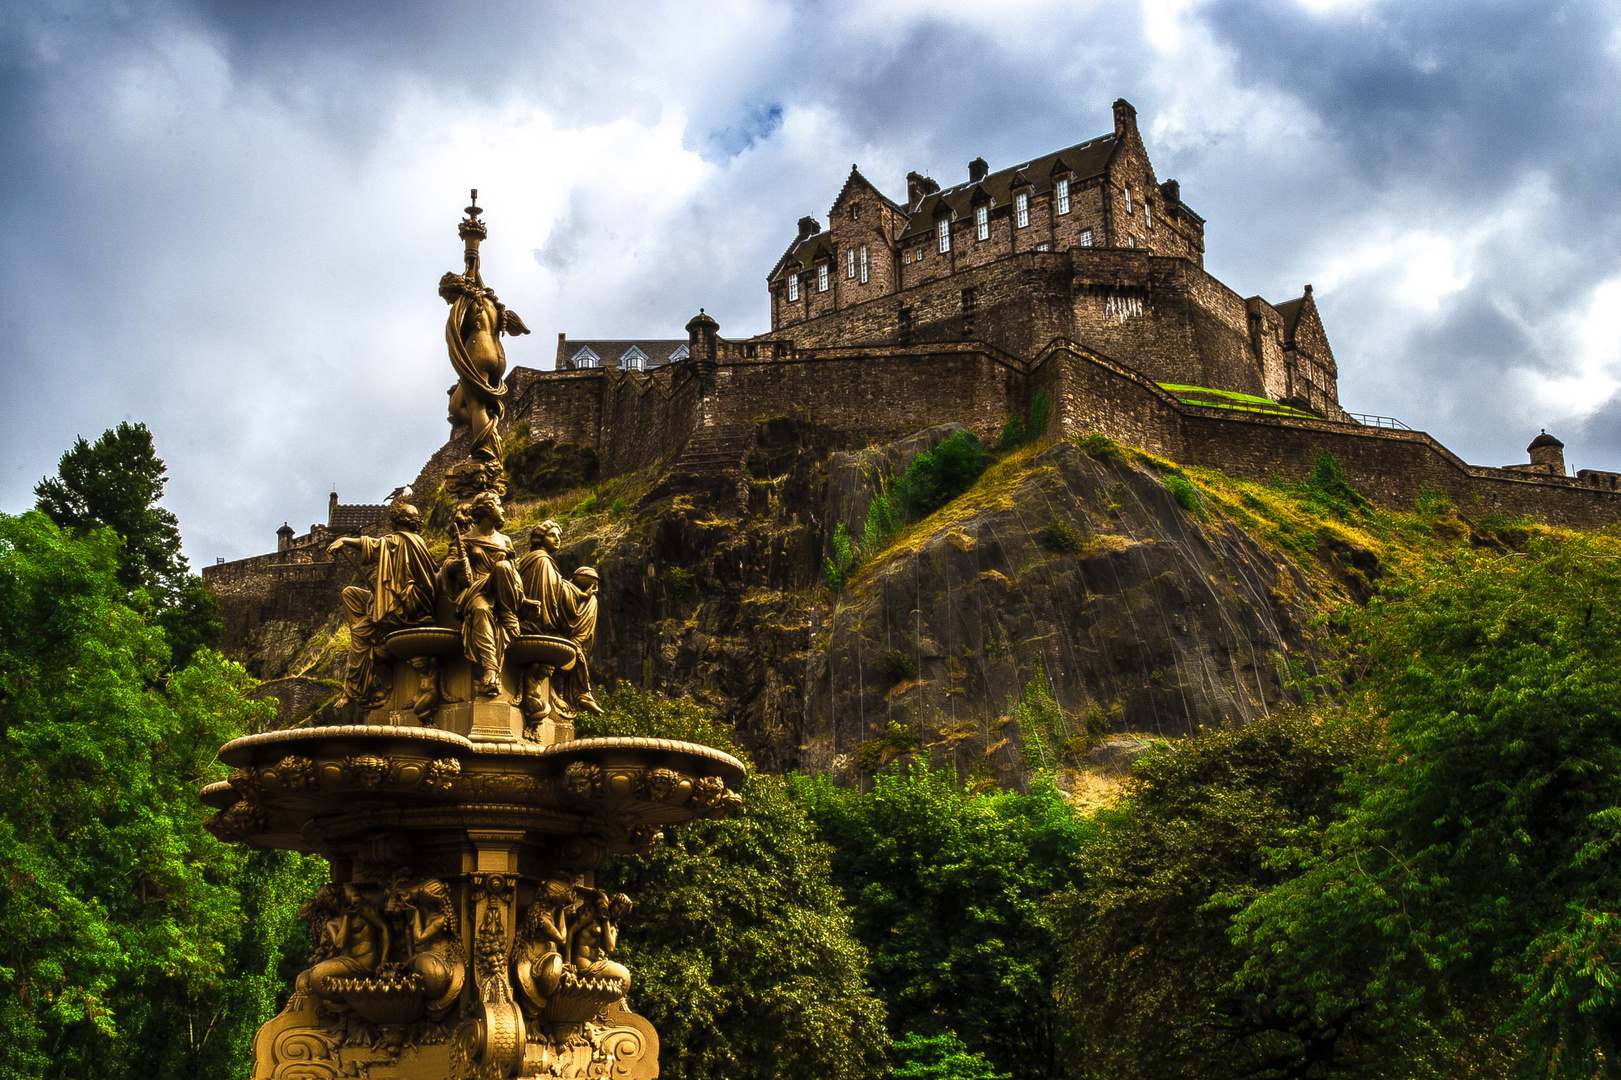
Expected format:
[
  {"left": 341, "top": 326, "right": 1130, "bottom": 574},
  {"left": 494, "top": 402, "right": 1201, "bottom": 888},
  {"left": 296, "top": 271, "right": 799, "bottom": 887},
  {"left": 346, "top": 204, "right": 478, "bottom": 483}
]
[{"left": 1349, "top": 413, "right": 1412, "bottom": 430}]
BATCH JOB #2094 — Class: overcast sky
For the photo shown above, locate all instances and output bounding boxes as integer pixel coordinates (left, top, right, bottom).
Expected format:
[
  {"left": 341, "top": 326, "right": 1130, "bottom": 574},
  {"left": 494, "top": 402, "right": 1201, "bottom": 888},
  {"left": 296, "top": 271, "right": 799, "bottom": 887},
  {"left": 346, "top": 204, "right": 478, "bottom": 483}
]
[{"left": 3, "top": 0, "right": 1619, "bottom": 564}]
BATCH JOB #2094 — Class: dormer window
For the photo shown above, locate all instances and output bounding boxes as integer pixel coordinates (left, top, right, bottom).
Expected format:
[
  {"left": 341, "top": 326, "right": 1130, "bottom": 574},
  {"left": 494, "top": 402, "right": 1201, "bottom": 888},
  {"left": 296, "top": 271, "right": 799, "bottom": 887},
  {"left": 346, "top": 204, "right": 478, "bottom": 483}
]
[
  {"left": 818, "top": 263, "right": 829, "bottom": 292},
  {"left": 572, "top": 346, "right": 600, "bottom": 369},
  {"left": 937, "top": 218, "right": 951, "bottom": 253},
  {"left": 859, "top": 245, "right": 869, "bottom": 284},
  {"left": 975, "top": 205, "right": 989, "bottom": 241},
  {"left": 1015, "top": 192, "right": 1029, "bottom": 228},
  {"left": 620, "top": 345, "right": 649, "bottom": 371},
  {"left": 788, "top": 274, "right": 799, "bottom": 301},
  {"left": 1056, "top": 178, "right": 1071, "bottom": 215},
  {"left": 669, "top": 344, "right": 690, "bottom": 362},
  {"left": 847, "top": 249, "right": 856, "bottom": 279}
]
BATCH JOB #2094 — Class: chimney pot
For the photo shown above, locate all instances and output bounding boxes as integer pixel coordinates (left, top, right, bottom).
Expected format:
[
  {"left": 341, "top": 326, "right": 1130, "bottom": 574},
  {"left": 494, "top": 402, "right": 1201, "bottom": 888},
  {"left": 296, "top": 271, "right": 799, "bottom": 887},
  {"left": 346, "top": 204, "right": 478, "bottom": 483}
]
[
  {"left": 797, "top": 216, "right": 821, "bottom": 241},
  {"left": 1113, "top": 98, "right": 1138, "bottom": 139},
  {"left": 968, "top": 157, "right": 989, "bottom": 183}
]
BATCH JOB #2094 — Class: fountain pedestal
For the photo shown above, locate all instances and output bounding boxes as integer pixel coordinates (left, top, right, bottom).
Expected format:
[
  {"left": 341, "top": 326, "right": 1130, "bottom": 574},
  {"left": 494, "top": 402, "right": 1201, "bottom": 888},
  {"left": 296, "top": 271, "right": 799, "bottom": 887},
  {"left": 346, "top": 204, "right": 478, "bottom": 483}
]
[{"left": 203, "top": 630, "right": 743, "bottom": 1080}]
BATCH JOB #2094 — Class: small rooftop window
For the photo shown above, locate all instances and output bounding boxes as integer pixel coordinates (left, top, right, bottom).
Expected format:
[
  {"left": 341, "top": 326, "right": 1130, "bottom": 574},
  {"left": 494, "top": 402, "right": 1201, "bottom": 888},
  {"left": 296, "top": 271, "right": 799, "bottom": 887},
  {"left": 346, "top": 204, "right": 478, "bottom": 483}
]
[
  {"left": 669, "top": 344, "right": 690, "bottom": 361},
  {"left": 620, "top": 345, "right": 649, "bottom": 371},
  {"left": 572, "top": 345, "right": 601, "bottom": 368}
]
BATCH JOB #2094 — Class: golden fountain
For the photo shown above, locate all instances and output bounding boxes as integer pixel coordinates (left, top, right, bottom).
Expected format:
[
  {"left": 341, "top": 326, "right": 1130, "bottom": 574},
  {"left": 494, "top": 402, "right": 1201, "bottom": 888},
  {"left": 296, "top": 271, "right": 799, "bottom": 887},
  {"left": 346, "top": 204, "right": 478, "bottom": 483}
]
[{"left": 201, "top": 192, "right": 743, "bottom": 1080}]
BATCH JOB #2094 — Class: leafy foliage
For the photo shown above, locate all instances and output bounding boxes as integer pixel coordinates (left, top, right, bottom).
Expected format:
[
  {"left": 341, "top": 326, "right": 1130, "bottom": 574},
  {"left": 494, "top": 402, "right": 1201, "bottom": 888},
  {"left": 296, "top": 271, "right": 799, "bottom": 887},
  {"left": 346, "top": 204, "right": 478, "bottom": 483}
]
[
  {"left": 0, "top": 511, "right": 323, "bottom": 1080},
  {"left": 1161, "top": 474, "right": 1207, "bottom": 519},
  {"left": 1049, "top": 711, "right": 1368, "bottom": 1079},
  {"left": 32, "top": 423, "right": 219, "bottom": 668},
  {"left": 796, "top": 764, "right": 1094, "bottom": 1080},
  {"left": 892, "top": 1029, "right": 1010, "bottom": 1080},
  {"left": 582, "top": 688, "right": 889, "bottom": 1080},
  {"left": 1227, "top": 535, "right": 1621, "bottom": 1077},
  {"left": 893, "top": 431, "right": 989, "bottom": 519},
  {"left": 826, "top": 522, "right": 856, "bottom": 591},
  {"left": 33, "top": 422, "right": 186, "bottom": 596}
]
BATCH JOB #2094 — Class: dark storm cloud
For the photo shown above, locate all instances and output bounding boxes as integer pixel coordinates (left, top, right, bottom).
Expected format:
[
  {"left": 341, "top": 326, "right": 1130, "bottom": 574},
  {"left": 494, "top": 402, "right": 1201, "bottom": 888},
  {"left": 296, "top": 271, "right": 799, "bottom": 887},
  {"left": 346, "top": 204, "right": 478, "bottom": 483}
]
[{"left": 1, "top": 0, "right": 1618, "bottom": 562}]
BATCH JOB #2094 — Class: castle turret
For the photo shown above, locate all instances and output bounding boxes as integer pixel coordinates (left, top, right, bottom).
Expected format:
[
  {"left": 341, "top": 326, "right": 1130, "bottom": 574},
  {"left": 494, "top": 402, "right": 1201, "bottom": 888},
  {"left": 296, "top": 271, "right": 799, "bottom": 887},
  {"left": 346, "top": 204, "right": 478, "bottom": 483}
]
[
  {"left": 1528, "top": 430, "right": 1566, "bottom": 476},
  {"left": 277, "top": 522, "right": 295, "bottom": 552},
  {"left": 686, "top": 308, "right": 719, "bottom": 364}
]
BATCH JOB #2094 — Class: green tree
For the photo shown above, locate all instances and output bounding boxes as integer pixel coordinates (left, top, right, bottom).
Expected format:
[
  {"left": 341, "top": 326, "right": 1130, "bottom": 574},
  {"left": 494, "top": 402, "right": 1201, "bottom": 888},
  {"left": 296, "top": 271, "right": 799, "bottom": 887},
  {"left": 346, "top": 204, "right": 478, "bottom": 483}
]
[
  {"left": 893, "top": 1030, "right": 1009, "bottom": 1080},
  {"left": 33, "top": 423, "right": 219, "bottom": 668},
  {"left": 1048, "top": 711, "right": 1368, "bottom": 1079},
  {"left": 1227, "top": 535, "right": 1621, "bottom": 1077},
  {"left": 0, "top": 511, "right": 319, "bottom": 1079},
  {"left": 796, "top": 764, "right": 1092, "bottom": 1080},
  {"left": 34, "top": 422, "right": 187, "bottom": 596},
  {"left": 580, "top": 688, "right": 889, "bottom": 1080}
]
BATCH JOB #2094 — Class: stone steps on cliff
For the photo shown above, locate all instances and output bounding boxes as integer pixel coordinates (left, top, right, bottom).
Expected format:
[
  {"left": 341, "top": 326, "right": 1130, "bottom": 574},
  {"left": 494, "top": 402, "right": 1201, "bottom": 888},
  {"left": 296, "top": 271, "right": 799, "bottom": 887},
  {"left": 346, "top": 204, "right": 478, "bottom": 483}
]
[{"left": 673, "top": 424, "right": 755, "bottom": 474}]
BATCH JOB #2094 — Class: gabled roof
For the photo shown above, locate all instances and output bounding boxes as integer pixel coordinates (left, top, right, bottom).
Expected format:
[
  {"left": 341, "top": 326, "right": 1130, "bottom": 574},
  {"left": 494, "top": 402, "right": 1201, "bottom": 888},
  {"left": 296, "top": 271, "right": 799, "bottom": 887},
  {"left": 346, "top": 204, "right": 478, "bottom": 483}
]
[
  {"left": 897, "top": 133, "right": 1118, "bottom": 241},
  {"left": 769, "top": 234, "right": 838, "bottom": 284},
  {"left": 1273, "top": 297, "right": 1305, "bottom": 338},
  {"left": 831, "top": 165, "right": 906, "bottom": 218},
  {"left": 562, "top": 339, "right": 690, "bottom": 370}
]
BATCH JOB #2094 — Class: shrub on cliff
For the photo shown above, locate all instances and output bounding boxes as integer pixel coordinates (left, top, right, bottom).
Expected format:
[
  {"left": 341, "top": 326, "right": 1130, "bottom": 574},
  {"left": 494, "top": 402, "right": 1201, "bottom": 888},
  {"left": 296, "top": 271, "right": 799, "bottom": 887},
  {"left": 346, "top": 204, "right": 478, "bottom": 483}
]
[
  {"left": 893, "top": 430, "right": 989, "bottom": 519},
  {"left": 583, "top": 688, "right": 889, "bottom": 1080}
]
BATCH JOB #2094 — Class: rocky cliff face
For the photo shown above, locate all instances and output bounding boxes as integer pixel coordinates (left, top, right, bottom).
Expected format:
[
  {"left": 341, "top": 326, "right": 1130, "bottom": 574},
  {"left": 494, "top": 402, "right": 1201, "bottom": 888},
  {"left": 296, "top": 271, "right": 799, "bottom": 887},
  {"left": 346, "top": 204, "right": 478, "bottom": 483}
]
[{"left": 225, "top": 415, "right": 1378, "bottom": 786}]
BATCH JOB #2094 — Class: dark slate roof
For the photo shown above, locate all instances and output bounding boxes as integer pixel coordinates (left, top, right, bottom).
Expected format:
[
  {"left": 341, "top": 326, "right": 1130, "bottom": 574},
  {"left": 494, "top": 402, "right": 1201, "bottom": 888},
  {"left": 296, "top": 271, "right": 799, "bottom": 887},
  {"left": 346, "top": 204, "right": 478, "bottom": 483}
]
[
  {"left": 1529, "top": 430, "right": 1565, "bottom": 450},
  {"left": 562, "top": 339, "right": 690, "bottom": 370},
  {"left": 769, "top": 232, "right": 838, "bottom": 285},
  {"left": 896, "top": 133, "right": 1118, "bottom": 241},
  {"left": 329, "top": 503, "right": 386, "bottom": 532},
  {"left": 1273, "top": 297, "right": 1305, "bottom": 338}
]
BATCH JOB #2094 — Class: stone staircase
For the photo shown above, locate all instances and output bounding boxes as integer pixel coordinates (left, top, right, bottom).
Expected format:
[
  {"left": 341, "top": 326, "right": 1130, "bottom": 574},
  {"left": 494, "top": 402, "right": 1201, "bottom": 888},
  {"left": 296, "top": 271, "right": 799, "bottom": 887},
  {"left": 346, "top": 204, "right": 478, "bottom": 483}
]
[
  {"left": 673, "top": 423, "right": 754, "bottom": 476},
  {"left": 649, "top": 423, "right": 756, "bottom": 502}
]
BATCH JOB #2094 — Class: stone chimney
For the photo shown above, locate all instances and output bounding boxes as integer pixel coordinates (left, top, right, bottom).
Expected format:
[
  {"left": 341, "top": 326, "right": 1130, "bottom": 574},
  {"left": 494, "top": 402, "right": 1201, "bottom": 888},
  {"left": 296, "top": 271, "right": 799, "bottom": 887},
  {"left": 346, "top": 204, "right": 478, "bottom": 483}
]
[
  {"left": 797, "top": 216, "right": 821, "bottom": 242},
  {"left": 277, "top": 522, "right": 295, "bottom": 552},
  {"left": 906, "top": 171, "right": 939, "bottom": 209},
  {"left": 968, "top": 157, "right": 989, "bottom": 183},
  {"left": 1528, "top": 430, "right": 1567, "bottom": 475},
  {"left": 1113, "top": 98, "right": 1138, "bottom": 139},
  {"left": 1160, "top": 178, "right": 1180, "bottom": 205},
  {"left": 686, "top": 308, "right": 719, "bottom": 364}
]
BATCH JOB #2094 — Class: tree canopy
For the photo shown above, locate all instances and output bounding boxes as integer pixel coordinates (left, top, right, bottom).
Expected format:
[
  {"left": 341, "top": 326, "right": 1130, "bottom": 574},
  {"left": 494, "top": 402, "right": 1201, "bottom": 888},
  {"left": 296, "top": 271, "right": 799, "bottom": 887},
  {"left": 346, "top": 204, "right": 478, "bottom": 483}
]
[
  {"left": 581, "top": 688, "right": 890, "bottom": 1080},
  {"left": 33, "top": 422, "right": 219, "bottom": 669},
  {"left": 0, "top": 510, "right": 321, "bottom": 1080},
  {"left": 796, "top": 764, "right": 1094, "bottom": 1080}
]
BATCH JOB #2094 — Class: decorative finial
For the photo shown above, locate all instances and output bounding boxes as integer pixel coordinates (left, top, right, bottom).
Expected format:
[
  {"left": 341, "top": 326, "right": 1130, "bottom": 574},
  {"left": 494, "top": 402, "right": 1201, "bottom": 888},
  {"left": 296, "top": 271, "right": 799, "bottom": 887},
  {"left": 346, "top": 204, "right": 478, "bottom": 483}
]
[{"left": 459, "top": 189, "right": 488, "bottom": 275}]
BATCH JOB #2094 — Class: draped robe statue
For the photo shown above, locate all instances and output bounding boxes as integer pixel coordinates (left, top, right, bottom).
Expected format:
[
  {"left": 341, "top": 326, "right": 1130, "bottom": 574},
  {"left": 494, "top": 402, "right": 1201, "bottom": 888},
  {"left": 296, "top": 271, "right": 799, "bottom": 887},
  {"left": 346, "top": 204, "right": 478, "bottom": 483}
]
[
  {"left": 448, "top": 492, "right": 526, "bottom": 698},
  {"left": 439, "top": 272, "right": 528, "bottom": 465},
  {"left": 329, "top": 502, "right": 438, "bottom": 709},
  {"left": 517, "top": 519, "right": 603, "bottom": 716}
]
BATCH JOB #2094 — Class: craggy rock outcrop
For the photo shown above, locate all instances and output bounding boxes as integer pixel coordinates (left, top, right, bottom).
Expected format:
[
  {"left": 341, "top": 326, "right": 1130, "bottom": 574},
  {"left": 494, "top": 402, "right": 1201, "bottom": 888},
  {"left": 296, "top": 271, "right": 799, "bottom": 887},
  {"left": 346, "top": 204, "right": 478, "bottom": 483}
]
[{"left": 219, "top": 417, "right": 1335, "bottom": 787}]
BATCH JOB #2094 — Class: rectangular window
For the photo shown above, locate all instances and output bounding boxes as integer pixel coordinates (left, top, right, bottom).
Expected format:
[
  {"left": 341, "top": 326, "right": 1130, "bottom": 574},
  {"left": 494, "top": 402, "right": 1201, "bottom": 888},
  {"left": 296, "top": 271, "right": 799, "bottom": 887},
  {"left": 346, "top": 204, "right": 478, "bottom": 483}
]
[
  {"left": 818, "top": 263, "right": 828, "bottom": 292},
  {"left": 904, "top": 250, "right": 911, "bottom": 264},
  {"left": 1125, "top": 187, "right": 1132, "bottom": 214},
  {"left": 788, "top": 274, "right": 798, "bottom": 301},
  {"left": 1016, "top": 192, "right": 1029, "bottom": 228},
  {"left": 937, "top": 218, "right": 951, "bottom": 253},
  {"left": 846, "top": 249, "right": 856, "bottom": 279},
  {"left": 1080, "top": 229, "right": 1093, "bottom": 247},
  {"left": 975, "top": 204, "right": 989, "bottom": 241},
  {"left": 859, "top": 244, "right": 868, "bottom": 284},
  {"left": 1127, "top": 235, "right": 1135, "bottom": 248},
  {"left": 1145, "top": 202, "right": 1153, "bottom": 230},
  {"left": 1036, "top": 242, "right": 1049, "bottom": 252},
  {"left": 1057, "top": 178, "right": 1070, "bottom": 215}
]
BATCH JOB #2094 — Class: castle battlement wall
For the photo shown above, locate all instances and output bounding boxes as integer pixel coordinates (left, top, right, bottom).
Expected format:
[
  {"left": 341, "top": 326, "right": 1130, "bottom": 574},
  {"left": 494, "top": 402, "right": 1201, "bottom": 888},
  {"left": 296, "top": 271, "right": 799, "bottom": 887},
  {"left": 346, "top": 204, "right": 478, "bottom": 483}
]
[{"left": 483, "top": 337, "right": 1621, "bottom": 531}]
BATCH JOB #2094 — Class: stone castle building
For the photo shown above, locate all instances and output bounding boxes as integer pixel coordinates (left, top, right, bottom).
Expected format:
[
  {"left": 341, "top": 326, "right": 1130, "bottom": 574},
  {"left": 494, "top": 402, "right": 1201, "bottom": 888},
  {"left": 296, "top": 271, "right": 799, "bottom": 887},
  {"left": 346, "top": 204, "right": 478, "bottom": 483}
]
[
  {"left": 762, "top": 99, "right": 1345, "bottom": 420},
  {"left": 208, "top": 96, "right": 1621, "bottom": 647}
]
